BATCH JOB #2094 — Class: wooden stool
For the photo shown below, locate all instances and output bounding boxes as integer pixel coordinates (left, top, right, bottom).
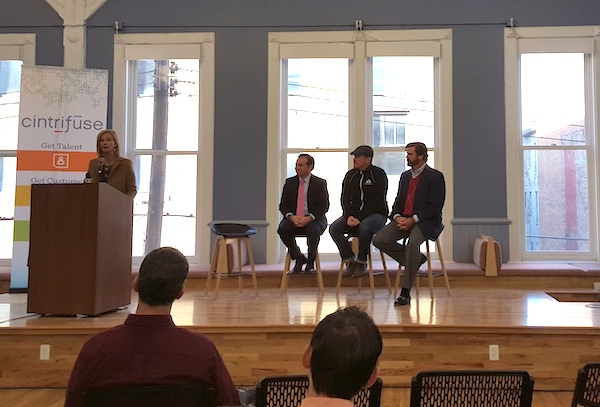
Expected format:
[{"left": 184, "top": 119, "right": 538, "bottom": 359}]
[
  {"left": 280, "top": 249, "right": 324, "bottom": 295},
  {"left": 336, "top": 236, "right": 392, "bottom": 297},
  {"left": 205, "top": 223, "right": 258, "bottom": 298},
  {"left": 394, "top": 237, "right": 451, "bottom": 299}
]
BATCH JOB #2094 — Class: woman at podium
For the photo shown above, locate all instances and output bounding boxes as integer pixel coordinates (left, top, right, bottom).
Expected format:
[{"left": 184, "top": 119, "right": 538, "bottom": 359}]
[{"left": 87, "top": 129, "right": 137, "bottom": 198}]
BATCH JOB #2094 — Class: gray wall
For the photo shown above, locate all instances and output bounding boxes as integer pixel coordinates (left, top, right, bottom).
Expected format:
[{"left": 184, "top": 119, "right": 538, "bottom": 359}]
[
  {"left": 0, "top": 0, "right": 63, "bottom": 66},
  {"left": 3, "top": 0, "right": 600, "bottom": 263}
]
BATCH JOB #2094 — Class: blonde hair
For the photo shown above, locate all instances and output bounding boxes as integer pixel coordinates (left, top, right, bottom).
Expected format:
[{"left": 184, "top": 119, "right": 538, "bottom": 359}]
[{"left": 96, "top": 129, "right": 120, "bottom": 157}]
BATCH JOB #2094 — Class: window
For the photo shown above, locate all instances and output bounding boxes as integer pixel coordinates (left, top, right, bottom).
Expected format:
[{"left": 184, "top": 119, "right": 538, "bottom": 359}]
[
  {"left": 369, "top": 54, "right": 439, "bottom": 212},
  {"left": 373, "top": 111, "right": 408, "bottom": 147},
  {"left": 266, "top": 30, "right": 453, "bottom": 263},
  {"left": 113, "top": 33, "right": 215, "bottom": 265},
  {"left": 505, "top": 27, "right": 599, "bottom": 261},
  {"left": 0, "top": 34, "right": 35, "bottom": 265},
  {"left": 0, "top": 61, "right": 21, "bottom": 261}
]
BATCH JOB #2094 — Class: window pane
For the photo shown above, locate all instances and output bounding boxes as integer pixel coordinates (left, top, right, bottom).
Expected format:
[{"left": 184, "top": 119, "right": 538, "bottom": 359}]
[
  {"left": 133, "top": 154, "right": 197, "bottom": 256},
  {"left": 0, "top": 157, "right": 16, "bottom": 259},
  {"left": 520, "top": 53, "right": 585, "bottom": 146},
  {"left": 0, "top": 61, "right": 22, "bottom": 150},
  {"left": 135, "top": 59, "right": 199, "bottom": 151},
  {"left": 287, "top": 59, "right": 348, "bottom": 149},
  {"left": 285, "top": 152, "right": 348, "bottom": 254},
  {"left": 372, "top": 57, "right": 434, "bottom": 147},
  {"left": 524, "top": 149, "right": 589, "bottom": 251}
]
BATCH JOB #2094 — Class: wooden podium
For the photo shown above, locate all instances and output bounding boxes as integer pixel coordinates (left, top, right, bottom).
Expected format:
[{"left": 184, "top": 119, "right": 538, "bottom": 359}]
[{"left": 27, "top": 183, "right": 133, "bottom": 315}]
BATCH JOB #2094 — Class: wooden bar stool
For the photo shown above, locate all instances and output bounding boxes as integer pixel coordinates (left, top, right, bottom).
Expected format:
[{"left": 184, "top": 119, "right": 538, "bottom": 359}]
[
  {"left": 336, "top": 236, "right": 392, "bottom": 297},
  {"left": 394, "top": 235, "right": 451, "bottom": 299},
  {"left": 205, "top": 223, "right": 258, "bottom": 298},
  {"left": 280, "top": 245, "right": 324, "bottom": 295}
]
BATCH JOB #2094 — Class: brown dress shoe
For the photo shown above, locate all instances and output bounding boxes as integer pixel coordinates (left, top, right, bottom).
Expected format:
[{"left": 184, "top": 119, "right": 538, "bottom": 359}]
[{"left": 342, "top": 261, "right": 356, "bottom": 277}]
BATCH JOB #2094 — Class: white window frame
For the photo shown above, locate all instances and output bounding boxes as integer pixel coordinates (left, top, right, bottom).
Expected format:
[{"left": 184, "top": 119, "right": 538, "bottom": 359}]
[
  {"left": 0, "top": 34, "right": 35, "bottom": 267},
  {"left": 266, "top": 29, "right": 453, "bottom": 264},
  {"left": 113, "top": 33, "right": 215, "bottom": 266},
  {"left": 505, "top": 26, "right": 600, "bottom": 261},
  {"left": 0, "top": 34, "right": 35, "bottom": 62}
]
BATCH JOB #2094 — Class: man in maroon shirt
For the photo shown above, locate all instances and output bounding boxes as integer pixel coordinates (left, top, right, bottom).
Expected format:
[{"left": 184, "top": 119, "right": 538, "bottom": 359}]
[
  {"left": 373, "top": 142, "right": 445, "bottom": 306},
  {"left": 300, "top": 306, "right": 382, "bottom": 407},
  {"left": 64, "top": 247, "right": 240, "bottom": 406}
]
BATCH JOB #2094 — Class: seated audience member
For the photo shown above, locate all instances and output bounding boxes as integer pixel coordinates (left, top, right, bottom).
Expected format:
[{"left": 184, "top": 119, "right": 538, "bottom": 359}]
[
  {"left": 300, "top": 306, "right": 383, "bottom": 406},
  {"left": 64, "top": 247, "right": 240, "bottom": 407}
]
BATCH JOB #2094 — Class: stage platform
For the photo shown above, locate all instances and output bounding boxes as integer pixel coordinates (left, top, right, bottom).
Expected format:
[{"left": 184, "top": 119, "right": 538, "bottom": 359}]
[{"left": 1, "top": 263, "right": 600, "bottom": 395}]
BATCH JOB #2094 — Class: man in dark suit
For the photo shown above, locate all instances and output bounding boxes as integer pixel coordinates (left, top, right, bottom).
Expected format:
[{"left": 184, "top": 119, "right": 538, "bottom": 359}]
[
  {"left": 278, "top": 154, "right": 330, "bottom": 273},
  {"left": 373, "top": 142, "right": 445, "bottom": 306}
]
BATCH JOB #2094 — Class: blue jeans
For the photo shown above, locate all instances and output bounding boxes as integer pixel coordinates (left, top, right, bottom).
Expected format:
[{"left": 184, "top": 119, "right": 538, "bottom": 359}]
[{"left": 329, "top": 214, "right": 387, "bottom": 262}]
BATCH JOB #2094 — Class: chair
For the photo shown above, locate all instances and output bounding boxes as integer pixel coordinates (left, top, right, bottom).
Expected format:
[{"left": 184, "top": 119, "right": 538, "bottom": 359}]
[
  {"left": 205, "top": 223, "right": 258, "bottom": 298},
  {"left": 410, "top": 370, "right": 534, "bottom": 407},
  {"left": 336, "top": 235, "right": 392, "bottom": 298},
  {"left": 280, "top": 233, "right": 325, "bottom": 295},
  {"left": 394, "top": 233, "right": 451, "bottom": 299},
  {"left": 571, "top": 362, "right": 600, "bottom": 407},
  {"left": 255, "top": 374, "right": 382, "bottom": 407},
  {"left": 82, "top": 382, "right": 214, "bottom": 407}
]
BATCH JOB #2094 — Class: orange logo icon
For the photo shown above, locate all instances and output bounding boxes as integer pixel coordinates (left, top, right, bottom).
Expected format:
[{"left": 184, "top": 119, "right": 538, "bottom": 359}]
[{"left": 53, "top": 154, "right": 69, "bottom": 168}]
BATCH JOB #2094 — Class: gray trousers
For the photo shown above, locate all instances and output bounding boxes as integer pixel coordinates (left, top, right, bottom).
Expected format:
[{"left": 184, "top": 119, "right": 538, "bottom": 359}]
[{"left": 373, "top": 222, "right": 426, "bottom": 290}]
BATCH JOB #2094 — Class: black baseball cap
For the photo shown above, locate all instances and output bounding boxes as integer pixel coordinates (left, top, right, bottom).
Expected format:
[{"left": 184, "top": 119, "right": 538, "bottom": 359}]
[{"left": 350, "top": 145, "right": 373, "bottom": 158}]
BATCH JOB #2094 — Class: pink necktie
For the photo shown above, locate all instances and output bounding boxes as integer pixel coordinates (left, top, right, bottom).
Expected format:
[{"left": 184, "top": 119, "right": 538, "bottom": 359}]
[{"left": 296, "top": 179, "right": 305, "bottom": 218}]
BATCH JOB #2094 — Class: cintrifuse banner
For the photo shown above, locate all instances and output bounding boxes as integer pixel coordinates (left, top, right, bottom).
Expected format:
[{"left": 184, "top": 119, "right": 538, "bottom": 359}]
[{"left": 10, "top": 66, "right": 108, "bottom": 290}]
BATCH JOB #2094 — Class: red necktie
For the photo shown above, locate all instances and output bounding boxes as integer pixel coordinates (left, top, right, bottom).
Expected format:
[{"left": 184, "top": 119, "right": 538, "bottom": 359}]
[{"left": 296, "top": 179, "right": 305, "bottom": 218}]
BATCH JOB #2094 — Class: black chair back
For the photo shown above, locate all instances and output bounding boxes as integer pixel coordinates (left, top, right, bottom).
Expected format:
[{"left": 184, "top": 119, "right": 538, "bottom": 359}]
[
  {"left": 82, "top": 382, "right": 214, "bottom": 407},
  {"left": 410, "top": 370, "right": 534, "bottom": 407},
  {"left": 255, "top": 374, "right": 382, "bottom": 407},
  {"left": 572, "top": 362, "right": 600, "bottom": 407}
]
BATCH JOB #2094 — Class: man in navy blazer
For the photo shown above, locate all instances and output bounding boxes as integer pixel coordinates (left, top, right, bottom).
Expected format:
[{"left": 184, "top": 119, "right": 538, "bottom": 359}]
[
  {"left": 374, "top": 142, "right": 445, "bottom": 306},
  {"left": 278, "top": 154, "right": 330, "bottom": 273}
]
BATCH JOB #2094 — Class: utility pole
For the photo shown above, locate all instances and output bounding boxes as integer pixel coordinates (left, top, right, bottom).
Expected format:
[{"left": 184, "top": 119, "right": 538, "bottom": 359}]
[{"left": 144, "top": 60, "right": 169, "bottom": 254}]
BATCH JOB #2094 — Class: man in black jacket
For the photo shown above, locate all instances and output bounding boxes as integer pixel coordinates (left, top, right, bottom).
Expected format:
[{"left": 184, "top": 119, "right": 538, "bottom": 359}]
[
  {"left": 329, "top": 145, "right": 388, "bottom": 278},
  {"left": 278, "top": 154, "right": 330, "bottom": 273},
  {"left": 374, "top": 142, "right": 445, "bottom": 306}
]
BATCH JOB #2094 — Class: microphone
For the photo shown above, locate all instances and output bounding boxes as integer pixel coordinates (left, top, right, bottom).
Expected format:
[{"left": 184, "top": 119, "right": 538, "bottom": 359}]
[{"left": 98, "top": 157, "right": 105, "bottom": 182}]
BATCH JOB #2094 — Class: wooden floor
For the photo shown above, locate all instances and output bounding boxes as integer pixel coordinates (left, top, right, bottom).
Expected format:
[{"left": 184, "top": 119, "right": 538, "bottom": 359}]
[{"left": 1, "top": 268, "right": 599, "bottom": 406}]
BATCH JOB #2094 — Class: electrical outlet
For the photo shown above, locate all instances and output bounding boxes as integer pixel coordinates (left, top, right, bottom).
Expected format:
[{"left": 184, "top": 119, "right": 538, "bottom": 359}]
[
  {"left": 489, "top": 344, "right": 499, "bottom": 361},
  {"left": 40, "top": 344, "right": 50, "bottom": 360}
]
